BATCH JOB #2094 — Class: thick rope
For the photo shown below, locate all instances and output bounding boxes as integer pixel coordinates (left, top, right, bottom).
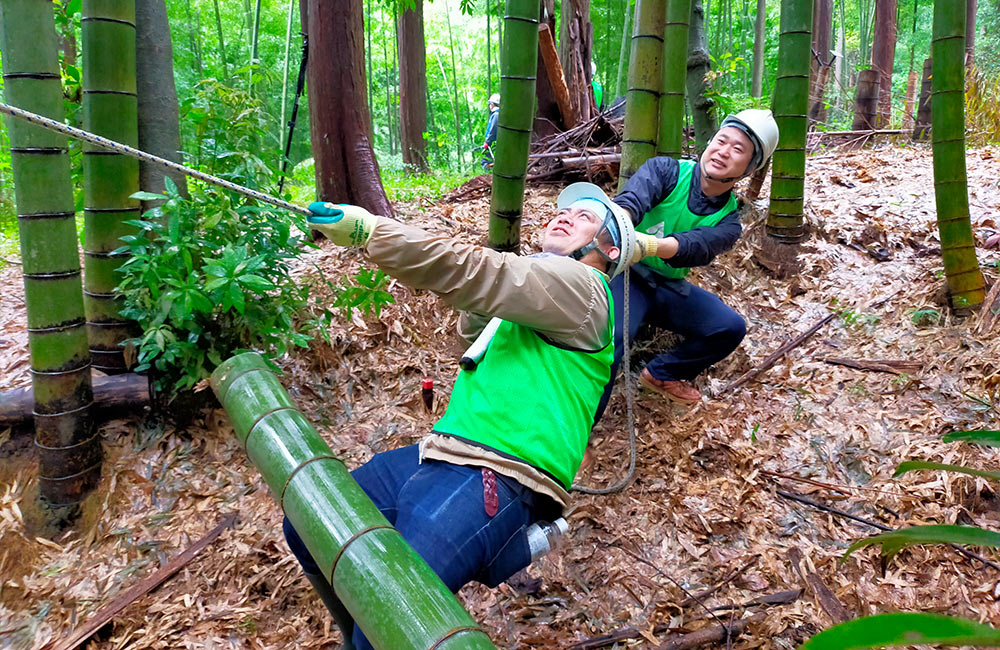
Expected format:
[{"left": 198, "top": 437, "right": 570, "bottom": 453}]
[
  {"left": 573, "top": 264, "right": 637, "bottom": 495},
  {"left": 0, "top": 101, "right": 312, "bottom": 217}
]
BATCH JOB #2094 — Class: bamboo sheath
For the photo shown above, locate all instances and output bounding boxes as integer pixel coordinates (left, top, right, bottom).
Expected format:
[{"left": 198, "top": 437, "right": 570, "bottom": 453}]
[
  {"left": 657, "top": 0, "right": 692, "bottom": 159},
  {"left": 931, "top": 0, "right": 985, "bottom": 309},
  {"left": 618, "top": 0, "right": 664, "bottom": 190},
  {"left": 488, "top": 0, "right": 541, "bottom": 253},
  {"left": 0, "top": 0, "right": 98, "bottom": 506},
  {"left": 82, "top": 0, "right": 140, "bottom": 373},
  {"left": 766, "top": 0, "right": 812, "bottom": 242},
  {"left": 211, "top": 353, "right": 497, "bottom": 650}
]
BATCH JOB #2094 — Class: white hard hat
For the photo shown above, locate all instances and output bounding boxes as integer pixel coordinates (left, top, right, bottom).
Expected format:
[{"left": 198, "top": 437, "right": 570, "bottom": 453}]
[
  {"left": 488, "top": 93, "right": 500, "bottom": 106},
  {"left": 556, "top": 182, "right": 636, "bottom": 279},
  {"left": 719, "top": 109, "right": 779, "bottom": 173},
  {"left": 591, "top": 61, "right": 597, "bottom": 76}
]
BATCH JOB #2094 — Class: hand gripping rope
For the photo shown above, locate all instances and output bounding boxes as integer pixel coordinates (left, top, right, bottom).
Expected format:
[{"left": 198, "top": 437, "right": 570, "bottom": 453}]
[{"left": 2, "top": 100, "right": 639, "bottom": 494}]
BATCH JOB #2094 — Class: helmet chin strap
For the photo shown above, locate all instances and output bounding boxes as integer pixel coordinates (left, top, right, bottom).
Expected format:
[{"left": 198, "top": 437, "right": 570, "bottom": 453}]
[{"left": 569, "top": 205, "right": 616, "bottom": 267}]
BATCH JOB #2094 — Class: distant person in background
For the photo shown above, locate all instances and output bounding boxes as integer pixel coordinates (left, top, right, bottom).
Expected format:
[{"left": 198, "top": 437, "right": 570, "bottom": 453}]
[
  {"left": 591, "top": 61, "right": 603, "bottom": 112},
  {"left": 481, "top": 93, "right": 500, "bottom": 171}
]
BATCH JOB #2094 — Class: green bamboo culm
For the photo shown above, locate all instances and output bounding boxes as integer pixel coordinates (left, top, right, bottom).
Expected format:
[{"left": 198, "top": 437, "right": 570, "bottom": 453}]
[
  {"left": 82, "top": 0, "right": 140, "bottom": 372},
  {"left": 211, "top": 353, "right": 498, "bottom": 650},
  {"left": 657, "top": 0, "right": 692, "bottom": 159},
  {"left": 487, "top": 0, "right": 542, "bottom": 254},
  {"left": 0, "top": 0, "right": 98, "bottom": 508},
  {"left": 618, "top": 0, "right": 665, "bottom": 191},
  {"left": 931, "top": 0, "right": 985, "bottom": 310},
  {"left": 765, "top": 0, "right": 813, "bottom": 242}
]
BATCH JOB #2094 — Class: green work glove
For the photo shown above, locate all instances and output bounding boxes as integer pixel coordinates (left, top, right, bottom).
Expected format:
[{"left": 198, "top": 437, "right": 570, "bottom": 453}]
[{"left": 307, "top": 202, "right": 378, "bottom": 247}]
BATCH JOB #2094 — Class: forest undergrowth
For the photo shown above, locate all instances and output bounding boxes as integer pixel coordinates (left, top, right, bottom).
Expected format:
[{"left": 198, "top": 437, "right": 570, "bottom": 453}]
[{"left": 0, "top": 142, "right": 998, "bottom": 649}]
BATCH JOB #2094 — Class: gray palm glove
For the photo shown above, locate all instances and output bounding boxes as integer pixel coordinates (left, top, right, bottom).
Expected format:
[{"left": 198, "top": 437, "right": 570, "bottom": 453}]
[{"left": 307, "top": 202, "right": 378, "bottom": 247}]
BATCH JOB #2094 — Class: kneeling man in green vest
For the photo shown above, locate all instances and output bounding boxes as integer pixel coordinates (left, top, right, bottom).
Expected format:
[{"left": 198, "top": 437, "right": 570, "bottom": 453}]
[
  {"left": 288, "top": 184, "right": 674, "bottom": 649},
  {"left": 593, "top": 109, "right": 779, "bottom": 416}
]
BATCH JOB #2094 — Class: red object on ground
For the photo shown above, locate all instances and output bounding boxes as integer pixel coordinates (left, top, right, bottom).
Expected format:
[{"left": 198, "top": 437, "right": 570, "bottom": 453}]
[{"left": 421, "top": 378, "right": 434, "bottom": 412}]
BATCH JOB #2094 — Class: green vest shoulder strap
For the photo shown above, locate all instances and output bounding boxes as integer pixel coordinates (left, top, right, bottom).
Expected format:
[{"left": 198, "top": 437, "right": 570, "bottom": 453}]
[{"left": 635, "top": 159, "right": 738, "bottom": 280}]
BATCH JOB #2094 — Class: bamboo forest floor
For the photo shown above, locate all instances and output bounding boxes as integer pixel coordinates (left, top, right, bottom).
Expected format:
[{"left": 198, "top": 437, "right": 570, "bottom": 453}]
[{"left": 1, "top": 143, "right": 1000, "bottom": 650}]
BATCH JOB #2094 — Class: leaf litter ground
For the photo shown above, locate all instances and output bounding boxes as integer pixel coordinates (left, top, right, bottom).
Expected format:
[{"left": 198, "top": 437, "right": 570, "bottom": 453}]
[{"left": 1, "top": 143, "right": 999, "bottom": 649}]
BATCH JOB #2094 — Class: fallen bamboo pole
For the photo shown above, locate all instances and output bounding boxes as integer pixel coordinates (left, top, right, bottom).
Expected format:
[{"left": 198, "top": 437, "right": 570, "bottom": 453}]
[{"left": 211, "top": 352, "right": 497, "bottom": 650}]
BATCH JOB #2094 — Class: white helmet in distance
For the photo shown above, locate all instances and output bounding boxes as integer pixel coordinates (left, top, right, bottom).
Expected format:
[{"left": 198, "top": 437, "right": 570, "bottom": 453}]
[
  {"left": 488, "top": 93, "right": 501, "bottom": 107},
  {"left": 556, "top": 182, "right": 636, "bottom": 279},
  {"left": 719, "top": 109, "right": 779, "bottom": 174}
]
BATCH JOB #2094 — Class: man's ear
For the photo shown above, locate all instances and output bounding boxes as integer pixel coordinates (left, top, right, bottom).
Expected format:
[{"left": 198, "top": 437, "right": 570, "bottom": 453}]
[{"left": 604, "top": 245, "right": 620, "bottom": 262}]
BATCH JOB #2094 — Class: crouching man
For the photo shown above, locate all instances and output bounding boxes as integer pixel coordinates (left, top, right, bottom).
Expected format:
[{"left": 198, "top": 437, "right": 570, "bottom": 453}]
[
  {"left": 595, "top": 109, "right": 779, "bottom": 417},
  {"left": 285, "top": 183, "right": 672, "bottom": 649}
]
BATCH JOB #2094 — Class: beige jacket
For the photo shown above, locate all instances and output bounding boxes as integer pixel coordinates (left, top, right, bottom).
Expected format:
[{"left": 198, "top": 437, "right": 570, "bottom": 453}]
[{"left": 364, "top": 217, "right": 613, "bottom": 506}]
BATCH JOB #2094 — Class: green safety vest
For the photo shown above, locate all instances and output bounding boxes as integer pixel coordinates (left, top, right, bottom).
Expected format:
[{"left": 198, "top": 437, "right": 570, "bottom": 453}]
[
  {"left": 432, "top": 270, "right": 615, "bottom": 489},
  {"left": 592, "top": 79, "right": 604, "bottom": 111},
  {"left": 635, "top": 159, "right": 737, "bottom": 280}
]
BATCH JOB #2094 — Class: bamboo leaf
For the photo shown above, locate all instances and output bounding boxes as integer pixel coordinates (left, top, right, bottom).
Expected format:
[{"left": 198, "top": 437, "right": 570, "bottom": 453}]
[
  {"left": 843, "top": 525, "right": 1000, "bottom": 563},
  {"left": 894, "top": 461, "right": 1000, "bottom": 482},
  {"left": 941, "top": 430, "right": 1000, "bottom": 447},
  {"left": 799, "top": 612, "right": 1000, "bottom": 649}
]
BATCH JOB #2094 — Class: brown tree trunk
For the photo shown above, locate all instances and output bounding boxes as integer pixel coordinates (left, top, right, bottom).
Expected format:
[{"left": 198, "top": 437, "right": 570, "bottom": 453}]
[
  {"left": 902, "top": 68, "right": 918, "bottom": 130},
  {"left": 912, "top": 56, "right": 932, "bottom": 140},
  {"left": 305, "top": 0, "right": 392, "bottom": 216},
  {"left": 852, "top": 68, "right": 879, "bottom": 131},
  {"left": 966, "top": 0, "right": 976, "bottom": 67},
  {"left": 136, "top": 0, "right": 189, "bottom": 201},
  {"left": 559, "top": 0, "right": 595, "bottom": 124},
  {"left": 871, "top": 0, "right": 897, "bottom": 127},
  {"left": 533, "top": 0, "right": 563, "bottom": 136},
  {"left": 808, "top": 0, "right": 833, "bottom": 125},
  {"left": 397, "top": 0, "right": 428, "bottom": 173}
]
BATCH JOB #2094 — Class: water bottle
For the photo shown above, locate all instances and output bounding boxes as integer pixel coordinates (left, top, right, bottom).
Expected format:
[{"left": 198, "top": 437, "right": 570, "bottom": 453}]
[{"left": 525, "top": 518, "right": 569, "bottom": 561}]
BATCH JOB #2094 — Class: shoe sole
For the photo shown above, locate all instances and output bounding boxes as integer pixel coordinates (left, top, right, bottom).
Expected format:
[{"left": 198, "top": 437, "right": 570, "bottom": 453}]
[{"left": 637, "top": 373, "right": 700, "bottom": 405}]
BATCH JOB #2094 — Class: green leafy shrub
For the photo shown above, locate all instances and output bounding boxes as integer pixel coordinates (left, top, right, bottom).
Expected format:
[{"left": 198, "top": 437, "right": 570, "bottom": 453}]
[{"left": 116, "top": 179, "right": 330, "bottom": 399}]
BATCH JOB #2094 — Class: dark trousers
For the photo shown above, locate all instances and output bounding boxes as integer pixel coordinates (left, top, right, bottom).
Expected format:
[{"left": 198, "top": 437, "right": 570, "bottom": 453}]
[
  {"left": 283, "top": 444, "right": 550, "bottom": 650},
  {"left": 594, "top": 269, "right": 746, "bottom": 421}
]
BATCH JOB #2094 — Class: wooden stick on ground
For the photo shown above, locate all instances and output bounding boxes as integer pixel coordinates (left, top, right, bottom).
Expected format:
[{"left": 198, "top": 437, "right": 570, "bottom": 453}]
[
  {"left": 821, "top": 357, "right": 923, "bottom": 375},
  {"left": 775, "top": 490, "right": 1000, "bottom": 572},
  {"left": 40, "top": 514, "right": 237, "bottom": 650},
  {"left": 787, "top": 547, "right": 851, "bottom": 624},
  {"left": 653, "top": 613, "right": 764, "bottom": 650},
  {"left": 721, "top": 313, "right": 835, "bottom": 394}
]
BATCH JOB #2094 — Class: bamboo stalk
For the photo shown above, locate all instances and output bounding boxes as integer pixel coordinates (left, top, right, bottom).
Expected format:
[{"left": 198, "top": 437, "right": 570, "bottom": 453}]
[
  {"left": 487, "top": 0, "right": 542, "bottom": 253},
  {"left": 618, "top": 0, "right": 665, "bottom": 189},
  {"left": 765, "top": 0, "right": 812, "bottom": 242},
  {"left": 211, "top": 353, "right": 497, "bottom": 650},
  {"left": 0, "top": 0, "right": 96, "bottom": 509},
  {"left": 931, "top": 0, "right": 985, "bottom": 310},
  {"left": 81, "top": 0, "right": 139, "bottom": 374},
  {"left": 657, "top": 0, "right": 692, "bottom": 158}
]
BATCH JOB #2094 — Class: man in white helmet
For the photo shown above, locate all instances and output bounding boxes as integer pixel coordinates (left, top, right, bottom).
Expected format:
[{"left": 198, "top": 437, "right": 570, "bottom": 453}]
[
  {"left": 480, "top": 92, "right": 501, "bottom": 170},
  {"left": 594, "top": 109, "right": 779, "bottom": 415},
  {"left": 285, "top": 184, "right": 669, "bottom": 649}
]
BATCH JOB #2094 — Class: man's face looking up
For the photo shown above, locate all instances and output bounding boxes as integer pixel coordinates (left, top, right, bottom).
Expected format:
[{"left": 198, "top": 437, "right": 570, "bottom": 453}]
[
  {"left": 701, "top": 126, "right": 755, "bottom": 180},
  {"left": 542, "top": 206, "right": 604, "bottom": 256}
]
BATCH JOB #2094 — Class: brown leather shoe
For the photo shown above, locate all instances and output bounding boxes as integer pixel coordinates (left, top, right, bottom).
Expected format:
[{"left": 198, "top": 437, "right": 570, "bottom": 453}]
[{"left": 638, "top": 368, "right": 701, "bottom": 405}]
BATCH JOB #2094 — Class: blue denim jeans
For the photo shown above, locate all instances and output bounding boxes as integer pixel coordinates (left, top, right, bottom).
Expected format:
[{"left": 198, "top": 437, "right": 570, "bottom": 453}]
[
  {"left": 593, "top": 269, "right": 746, "bottom": 422},
  {"left": 283, "top": 444, "right": 553, "bottom": 649}
]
